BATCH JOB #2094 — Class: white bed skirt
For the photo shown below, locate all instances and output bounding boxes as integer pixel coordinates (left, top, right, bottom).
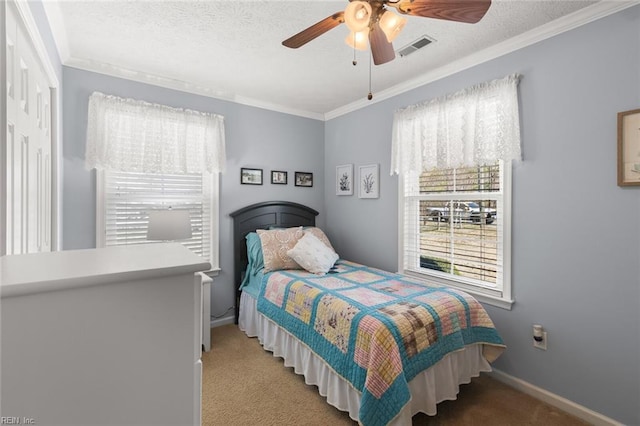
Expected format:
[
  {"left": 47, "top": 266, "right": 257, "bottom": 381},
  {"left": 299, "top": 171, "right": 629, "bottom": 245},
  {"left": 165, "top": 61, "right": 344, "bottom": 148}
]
[{"left": 239, "top": 292, "right": 492, "bottom": 425}]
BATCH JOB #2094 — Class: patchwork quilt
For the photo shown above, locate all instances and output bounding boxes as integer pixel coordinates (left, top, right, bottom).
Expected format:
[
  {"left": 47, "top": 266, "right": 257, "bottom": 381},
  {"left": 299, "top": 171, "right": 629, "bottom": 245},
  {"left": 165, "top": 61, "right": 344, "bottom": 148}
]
[{"left": 257, "top": 260, "right": 505, "bottom": 426}]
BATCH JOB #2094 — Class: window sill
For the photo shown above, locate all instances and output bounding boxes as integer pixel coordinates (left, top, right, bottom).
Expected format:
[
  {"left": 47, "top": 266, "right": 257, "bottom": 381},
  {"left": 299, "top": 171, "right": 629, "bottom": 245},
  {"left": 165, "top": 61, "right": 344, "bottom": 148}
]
[
  {"left": 463, "top": 291, "right": 514, "bottom": 310},
  {"left": 401, "top": 270, "right": 514, "bottom": 310}
]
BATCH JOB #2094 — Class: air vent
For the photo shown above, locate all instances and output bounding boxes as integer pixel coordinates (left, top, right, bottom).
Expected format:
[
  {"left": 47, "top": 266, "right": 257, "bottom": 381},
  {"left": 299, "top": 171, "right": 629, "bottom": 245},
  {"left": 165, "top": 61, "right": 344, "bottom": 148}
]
[{"left": 397, "top": 35, "right": 435, "bottom": 58}]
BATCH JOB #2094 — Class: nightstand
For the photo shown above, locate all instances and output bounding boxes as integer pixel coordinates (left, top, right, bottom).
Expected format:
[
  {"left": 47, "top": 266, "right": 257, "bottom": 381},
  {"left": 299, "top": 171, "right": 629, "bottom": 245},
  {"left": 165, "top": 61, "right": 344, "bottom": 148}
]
[{"left": 198, "top": 272, "right": 213, "bottom": 352}]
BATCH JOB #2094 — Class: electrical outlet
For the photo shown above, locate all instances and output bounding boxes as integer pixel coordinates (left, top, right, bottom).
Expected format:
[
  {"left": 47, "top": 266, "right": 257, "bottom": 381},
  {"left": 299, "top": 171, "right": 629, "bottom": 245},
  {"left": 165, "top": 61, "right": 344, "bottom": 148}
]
[{"left": 533, "top": 331, "right": 547, "bottom": 350}]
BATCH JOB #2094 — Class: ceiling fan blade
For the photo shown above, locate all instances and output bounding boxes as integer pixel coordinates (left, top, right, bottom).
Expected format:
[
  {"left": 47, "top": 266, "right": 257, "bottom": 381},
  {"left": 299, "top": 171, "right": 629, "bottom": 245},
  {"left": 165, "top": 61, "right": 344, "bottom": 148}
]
[
  {"left": 282, "top": 12, "right": 345, "bottom": 48},
  {"left": 393, "top": 0, "right": 491, "bottom": 24},
  {"left": 369, "top": 22, "right": 395, "bottom": 65}
]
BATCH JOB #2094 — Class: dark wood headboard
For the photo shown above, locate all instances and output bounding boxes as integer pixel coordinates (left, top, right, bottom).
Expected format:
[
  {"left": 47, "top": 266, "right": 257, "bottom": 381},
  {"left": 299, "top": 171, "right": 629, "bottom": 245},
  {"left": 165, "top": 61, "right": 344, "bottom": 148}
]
[{"left": 229, "top": 201, "right": 318, "bottom": 323}]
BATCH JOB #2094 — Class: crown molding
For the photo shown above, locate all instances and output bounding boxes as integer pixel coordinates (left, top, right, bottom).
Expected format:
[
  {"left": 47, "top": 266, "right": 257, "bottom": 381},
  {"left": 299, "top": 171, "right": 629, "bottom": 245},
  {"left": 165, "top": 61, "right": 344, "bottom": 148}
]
[
  {"left": 324, "top": 1, "right": 639, "bottom": 120},
  {"left": 39, "top": 0, "right": 637, "bottom": 122},
  {"left": 63, "top": 58, "right": 325, "bottom": 121}
]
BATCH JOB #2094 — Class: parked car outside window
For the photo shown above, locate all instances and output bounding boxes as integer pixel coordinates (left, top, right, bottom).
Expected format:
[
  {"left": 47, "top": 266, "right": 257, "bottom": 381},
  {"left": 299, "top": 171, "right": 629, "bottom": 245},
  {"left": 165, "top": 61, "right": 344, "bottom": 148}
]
[{"left": 427, "top": 201, "right": 496, "bottom": 224}]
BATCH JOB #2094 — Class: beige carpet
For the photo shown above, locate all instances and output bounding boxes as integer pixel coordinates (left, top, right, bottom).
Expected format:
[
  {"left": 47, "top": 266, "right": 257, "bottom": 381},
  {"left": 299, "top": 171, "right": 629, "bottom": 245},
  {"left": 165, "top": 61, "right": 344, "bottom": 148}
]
[{"left": 202, "top": 325, "right": 588, "bottom": 426}]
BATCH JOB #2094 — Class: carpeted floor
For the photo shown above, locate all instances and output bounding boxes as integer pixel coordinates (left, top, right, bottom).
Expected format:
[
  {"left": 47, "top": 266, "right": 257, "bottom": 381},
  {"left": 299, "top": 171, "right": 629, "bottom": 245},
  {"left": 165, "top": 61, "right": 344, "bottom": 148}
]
[{"left": 202, "top": 324, "right": 588, "bottom": 426}]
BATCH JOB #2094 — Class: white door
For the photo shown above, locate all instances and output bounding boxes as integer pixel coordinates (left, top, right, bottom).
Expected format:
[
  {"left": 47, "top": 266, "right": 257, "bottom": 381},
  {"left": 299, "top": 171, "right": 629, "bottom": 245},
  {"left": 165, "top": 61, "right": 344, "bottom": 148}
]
[{"left": 5, "top": 2, "right": 52, "bottom": 254}]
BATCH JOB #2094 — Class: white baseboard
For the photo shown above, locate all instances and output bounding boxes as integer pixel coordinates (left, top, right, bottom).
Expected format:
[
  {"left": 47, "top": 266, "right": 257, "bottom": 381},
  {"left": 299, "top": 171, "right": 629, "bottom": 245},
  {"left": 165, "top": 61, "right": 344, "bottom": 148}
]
[
  {"left": 210, "top": 316, "right": 234, "bottom": 328},
  {"left": 488, "top": 369, "right": 622, "bottom": 426}
]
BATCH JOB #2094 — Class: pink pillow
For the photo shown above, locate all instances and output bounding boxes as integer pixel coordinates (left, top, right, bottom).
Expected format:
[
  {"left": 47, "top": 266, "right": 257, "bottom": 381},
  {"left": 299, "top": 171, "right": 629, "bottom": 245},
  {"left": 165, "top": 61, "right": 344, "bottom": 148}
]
[{"left": 257, "top": 227, "right": 305, "bottom": 272}]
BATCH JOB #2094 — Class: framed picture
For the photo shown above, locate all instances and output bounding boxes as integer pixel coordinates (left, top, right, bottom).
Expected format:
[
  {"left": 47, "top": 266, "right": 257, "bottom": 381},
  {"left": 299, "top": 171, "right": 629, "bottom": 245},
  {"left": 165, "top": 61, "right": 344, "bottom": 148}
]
[
  {"left": 359, "top": 164, "right": 379, "bottom": 199},
  {"left": 336, "top": 164, "right": 354, "bottom": 196},
  {"left": 271, "top": 170, "right": 288, "bottom": 185},
  {"left": 240, "top": 168, "right": 263, "bottom": 185},
  {"left": 295, "top": 172, "right": 313, "bottom": 187},
  {"left": 618, "top": 108, "right": 640, "bottom": 186}
]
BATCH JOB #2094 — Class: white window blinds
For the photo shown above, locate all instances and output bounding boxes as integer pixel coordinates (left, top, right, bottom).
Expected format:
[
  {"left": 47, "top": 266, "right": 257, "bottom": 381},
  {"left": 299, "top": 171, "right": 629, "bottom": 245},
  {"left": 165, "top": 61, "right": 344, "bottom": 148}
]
[
  {"left": 401, "top": 163, "right": 509, "bottom": 300},
  {"left": 99, "top": 171, "right": 215, "bottom": 264},
  {"left": 85, "top": 92, "right": 226, "bottom": 174}
]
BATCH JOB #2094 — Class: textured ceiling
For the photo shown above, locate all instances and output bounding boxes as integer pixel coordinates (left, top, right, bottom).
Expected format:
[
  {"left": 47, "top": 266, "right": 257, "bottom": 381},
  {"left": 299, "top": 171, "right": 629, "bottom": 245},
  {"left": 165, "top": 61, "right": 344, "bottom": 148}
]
[{"left": 45, "top": 0, "right": 605, "bottom": 118}]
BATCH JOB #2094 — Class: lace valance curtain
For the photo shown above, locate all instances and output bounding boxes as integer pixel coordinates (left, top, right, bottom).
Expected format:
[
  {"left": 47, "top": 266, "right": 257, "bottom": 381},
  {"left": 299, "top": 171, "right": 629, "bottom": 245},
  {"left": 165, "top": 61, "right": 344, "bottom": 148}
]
[
  {"left": 391, "top": 74, "right": 522, "bottom": 175},
  {"left": 85, "top": 92, "right": 226, "bottom": 174}
]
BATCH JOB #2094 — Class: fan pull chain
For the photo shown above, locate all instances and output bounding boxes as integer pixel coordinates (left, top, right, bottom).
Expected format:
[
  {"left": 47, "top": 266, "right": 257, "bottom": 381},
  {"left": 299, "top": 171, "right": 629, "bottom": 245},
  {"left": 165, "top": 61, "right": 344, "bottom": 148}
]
[
  {"left": 352, "top": 33, "right": 358, "bottom": 66},
  {"left": 367, "top": 51, "right": 373, "bottom": 100}
]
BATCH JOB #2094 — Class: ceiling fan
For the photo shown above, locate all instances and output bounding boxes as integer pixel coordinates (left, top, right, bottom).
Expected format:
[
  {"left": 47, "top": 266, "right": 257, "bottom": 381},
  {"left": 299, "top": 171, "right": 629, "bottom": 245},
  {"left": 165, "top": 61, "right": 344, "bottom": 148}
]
[{"left": 282, "top": 0, "right": 492, "bottom": 66}]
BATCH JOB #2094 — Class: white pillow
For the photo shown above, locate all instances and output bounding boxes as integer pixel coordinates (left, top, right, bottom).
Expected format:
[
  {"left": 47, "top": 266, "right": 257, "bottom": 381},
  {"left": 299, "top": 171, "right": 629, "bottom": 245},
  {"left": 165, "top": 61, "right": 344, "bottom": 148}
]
[{"left": 287, "top": 231, "right": 339, "bottom": 275}]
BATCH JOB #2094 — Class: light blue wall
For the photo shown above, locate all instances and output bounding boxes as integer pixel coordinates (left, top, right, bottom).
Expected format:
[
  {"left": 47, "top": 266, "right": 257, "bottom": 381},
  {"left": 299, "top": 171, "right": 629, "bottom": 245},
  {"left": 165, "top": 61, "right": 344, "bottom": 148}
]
[
  {"left": 62, "top": 67, "right": 325, "bottom": 320},
  {"left": 324, "top": 6, "right": 640, "bottom": 425}
]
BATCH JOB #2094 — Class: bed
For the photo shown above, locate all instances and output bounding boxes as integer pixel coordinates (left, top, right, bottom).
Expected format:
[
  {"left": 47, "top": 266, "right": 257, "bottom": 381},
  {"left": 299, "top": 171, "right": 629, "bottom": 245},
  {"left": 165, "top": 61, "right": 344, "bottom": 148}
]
[{"left": 231, "top": 201, "right": 505, "bottom": 426}]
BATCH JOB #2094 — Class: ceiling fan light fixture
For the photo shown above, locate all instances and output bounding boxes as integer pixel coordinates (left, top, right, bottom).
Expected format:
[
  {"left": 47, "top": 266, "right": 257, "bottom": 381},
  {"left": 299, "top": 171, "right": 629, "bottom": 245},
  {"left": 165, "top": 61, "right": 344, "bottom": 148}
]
[
  {"left": 379, "top": 10, "right": 406, "bottom": 42},
  {"left": 344, "top": 1, "right": 372, "bottom": 32},
  {"left": 345, "top": 29, "right": 370, "bottom": 50}
]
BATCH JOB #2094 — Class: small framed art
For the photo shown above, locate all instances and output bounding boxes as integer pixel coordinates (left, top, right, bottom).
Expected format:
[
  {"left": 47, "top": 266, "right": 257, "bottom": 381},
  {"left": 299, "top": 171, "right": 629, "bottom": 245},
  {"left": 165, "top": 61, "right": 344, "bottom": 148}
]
[
  {"left": 618, "top": 108, "right": 640, "bottom": 186},
  {"left": 241, "top": 168, "right": 263, "bottom": 185},
  {"left": 336, "top": 164, "right": 353, "bottom": 196},
  {"left": 359, "top": 164, "right": 379, "bottom": 199},
  {"left": 295, "top": 172, "right": 313, "bottom": 187},
  {"left": 271, "top": 170, "right": 288, "bottom": 185}
]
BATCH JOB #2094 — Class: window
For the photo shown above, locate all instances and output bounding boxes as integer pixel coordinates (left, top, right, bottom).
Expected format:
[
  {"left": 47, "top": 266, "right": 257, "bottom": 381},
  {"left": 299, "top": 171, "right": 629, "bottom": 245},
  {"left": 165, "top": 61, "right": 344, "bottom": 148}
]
[
  {"left": 86, "top": 92, "right": 225, "bottom": 270},
  {"left": 97, "top": 170, "right": 218, "bottom": 269},
  {"left": 400, "top": 162, "right": 511, "bottom": 307},
  {"left": 392, "top": 74, "right": 520, "bottom": 308}
]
